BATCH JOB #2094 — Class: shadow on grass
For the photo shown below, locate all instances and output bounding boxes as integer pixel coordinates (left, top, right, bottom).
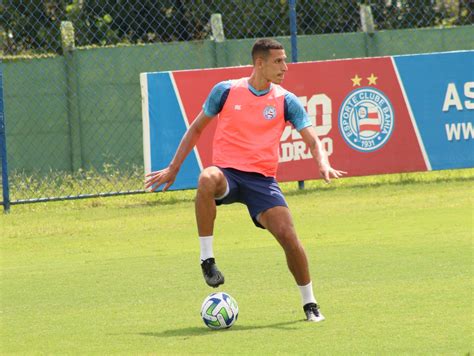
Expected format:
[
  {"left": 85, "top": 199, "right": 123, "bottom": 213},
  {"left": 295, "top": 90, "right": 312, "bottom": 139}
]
[{"left": 138, "top": 320, "right": 303, "bottom": 338}]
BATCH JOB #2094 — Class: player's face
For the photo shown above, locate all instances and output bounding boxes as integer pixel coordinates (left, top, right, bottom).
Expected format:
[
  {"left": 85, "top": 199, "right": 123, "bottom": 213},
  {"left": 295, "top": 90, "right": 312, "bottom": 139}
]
[{"left": 262, "top": 49, "right": 288, "bottom": 84}]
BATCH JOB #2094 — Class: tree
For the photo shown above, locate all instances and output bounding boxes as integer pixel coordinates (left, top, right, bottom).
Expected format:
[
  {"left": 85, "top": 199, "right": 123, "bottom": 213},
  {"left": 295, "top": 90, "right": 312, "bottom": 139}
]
[{"left": 2, "top": 0, "right": 472, "bottom": 56}]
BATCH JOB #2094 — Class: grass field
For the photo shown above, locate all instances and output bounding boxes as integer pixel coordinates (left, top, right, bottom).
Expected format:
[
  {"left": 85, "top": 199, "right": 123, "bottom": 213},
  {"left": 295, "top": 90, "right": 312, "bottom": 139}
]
[{"left": 1, "top": 170, "right": 473, "bottom": 354}]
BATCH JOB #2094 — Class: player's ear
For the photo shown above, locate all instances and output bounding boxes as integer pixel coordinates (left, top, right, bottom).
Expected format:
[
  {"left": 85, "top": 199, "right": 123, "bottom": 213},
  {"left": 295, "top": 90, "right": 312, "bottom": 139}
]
[{"left": 254, "top": 56, "right": 265, "bottom": 68}]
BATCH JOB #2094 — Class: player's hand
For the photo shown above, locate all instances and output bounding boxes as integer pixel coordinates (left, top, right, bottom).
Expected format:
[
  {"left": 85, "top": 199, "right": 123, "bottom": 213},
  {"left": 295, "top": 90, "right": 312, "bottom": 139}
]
[
  {"left": 145, "top": 167, "right": 178, "bottom": 192},
  {"left": 318, "top": 161, "right": 347, "bottom": 183}
]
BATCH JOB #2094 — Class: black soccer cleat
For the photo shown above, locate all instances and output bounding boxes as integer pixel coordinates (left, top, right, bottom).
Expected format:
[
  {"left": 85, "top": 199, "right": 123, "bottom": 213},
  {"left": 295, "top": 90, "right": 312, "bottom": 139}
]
[
  {"left": 303, "top": 302, "right": 325, "bottom": 322},
  {"left": 201, "top": 258, "right": 225, "bottom": 288}
]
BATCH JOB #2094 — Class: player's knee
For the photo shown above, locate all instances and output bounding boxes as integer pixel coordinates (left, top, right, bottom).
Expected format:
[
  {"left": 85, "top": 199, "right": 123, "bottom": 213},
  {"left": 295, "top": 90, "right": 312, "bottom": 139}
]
[
  {"left": 198, "top": 168, "right": 222, "bottom": 194},
  {"left": 275, "top": 227, "right": 300, "bottom": 251},
  {"left": 197, "top": 173, "right": 215, "bottom": 192}
]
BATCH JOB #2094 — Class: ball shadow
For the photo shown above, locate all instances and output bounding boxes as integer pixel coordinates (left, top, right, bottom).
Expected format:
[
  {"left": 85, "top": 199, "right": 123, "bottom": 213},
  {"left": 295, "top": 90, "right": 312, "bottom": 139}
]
[{"left": 139, "top": 320, "right": 303, "bottom": 338}]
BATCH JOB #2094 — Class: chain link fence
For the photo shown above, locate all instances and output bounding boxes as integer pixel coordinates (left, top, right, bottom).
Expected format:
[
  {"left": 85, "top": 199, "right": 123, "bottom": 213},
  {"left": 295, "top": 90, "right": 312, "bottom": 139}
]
[{"left": 1, "top": 0, "right": 473, "bottom": 210}]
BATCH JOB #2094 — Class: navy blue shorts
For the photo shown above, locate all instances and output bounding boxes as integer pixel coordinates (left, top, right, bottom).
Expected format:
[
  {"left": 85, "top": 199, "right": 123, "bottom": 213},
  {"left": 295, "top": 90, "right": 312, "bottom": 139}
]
[{"left": 215, "top": 167, "right": 288, "bottom": 229}]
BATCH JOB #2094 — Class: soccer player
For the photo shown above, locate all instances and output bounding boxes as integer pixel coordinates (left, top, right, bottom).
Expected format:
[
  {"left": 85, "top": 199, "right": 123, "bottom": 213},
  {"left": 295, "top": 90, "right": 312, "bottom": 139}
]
[{"left": 145, "top": 38, "right": 346, "bottom": 322}]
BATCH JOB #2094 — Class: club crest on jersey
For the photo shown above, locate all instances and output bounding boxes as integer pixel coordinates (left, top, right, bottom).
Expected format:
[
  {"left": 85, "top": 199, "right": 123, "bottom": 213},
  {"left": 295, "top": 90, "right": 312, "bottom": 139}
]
[
  {"left": 263, "top": 105, "right": 277, "bottom": 120},
  {"left": 338, "top": 87, "right": 394, "bottom": 152}
]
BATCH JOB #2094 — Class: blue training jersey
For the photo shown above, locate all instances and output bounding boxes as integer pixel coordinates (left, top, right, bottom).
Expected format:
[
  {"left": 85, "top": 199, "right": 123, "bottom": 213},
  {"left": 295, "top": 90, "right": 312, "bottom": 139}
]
[{"left": 203, "top": 80, "right": 312, "bottom": 132}]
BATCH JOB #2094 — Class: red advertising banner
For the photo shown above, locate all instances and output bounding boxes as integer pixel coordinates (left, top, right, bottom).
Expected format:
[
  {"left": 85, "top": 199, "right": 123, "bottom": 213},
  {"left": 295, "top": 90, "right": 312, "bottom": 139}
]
[{"left": 171, "top": 57, "right": 427, "bottom": 182}]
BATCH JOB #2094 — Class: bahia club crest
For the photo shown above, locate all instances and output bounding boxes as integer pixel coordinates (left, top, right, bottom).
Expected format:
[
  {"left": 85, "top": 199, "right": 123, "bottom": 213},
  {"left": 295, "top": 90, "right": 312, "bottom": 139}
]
[
  {"left": 338, "top": 73, "right": 394, "bottom": 152},
  {"left": 263, "top": 105, "right": 277, "bottom": 120}
]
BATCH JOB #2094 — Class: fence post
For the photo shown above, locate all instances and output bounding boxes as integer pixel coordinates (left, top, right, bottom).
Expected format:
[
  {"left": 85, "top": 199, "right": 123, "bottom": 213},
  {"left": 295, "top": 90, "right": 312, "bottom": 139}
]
[
  {"left": 0, "top": 66, "right": 10, "bottom": 213},
  {"left": 289, "top": 0, "right": 305, "bottom": 190},
  {"left": 360, "top": 4, "right": 375, "bottom": 57},
  {"left": 61, "top": 21, "right": 83, "bottom": 172},
  {"left": 211, "top": 13, "right": 228, "bottom": 67},
  {"left": 289, "top": 0, "right": 298, "bottom": 63}
]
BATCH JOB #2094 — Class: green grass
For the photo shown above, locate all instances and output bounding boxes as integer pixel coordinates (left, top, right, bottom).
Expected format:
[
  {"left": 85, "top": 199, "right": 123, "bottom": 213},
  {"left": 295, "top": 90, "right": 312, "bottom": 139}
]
[
  {"left": 7, "top": 164, "right": 144, "bottom": 201},
  {"left": 1, "top": 170, "right": 473, "bottom": 354}
]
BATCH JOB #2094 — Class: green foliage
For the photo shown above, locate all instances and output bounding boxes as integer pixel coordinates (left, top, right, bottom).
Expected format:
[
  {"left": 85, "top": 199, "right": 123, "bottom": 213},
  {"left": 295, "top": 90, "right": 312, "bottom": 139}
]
[
  {"left": 2, "top": 0, "right": 472, "bottom": 55},
  {"left": 370, "top": 0, "right": 473, "bottom": 29},
  {"left": 2, "top": 0, "right": 63, "bottom": 54},
  {"left": 297, "top": 0, "right": 361, "bottom": 33}
]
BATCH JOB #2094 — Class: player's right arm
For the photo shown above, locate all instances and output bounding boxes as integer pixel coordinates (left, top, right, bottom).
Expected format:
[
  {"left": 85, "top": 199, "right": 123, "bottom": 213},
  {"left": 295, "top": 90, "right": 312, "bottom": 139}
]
[
  {"left": 145, "top": 80, "right": 231, "bottom": 192},
  {"left": 145, "top": 110, "right": 213, "bottom": 191}
]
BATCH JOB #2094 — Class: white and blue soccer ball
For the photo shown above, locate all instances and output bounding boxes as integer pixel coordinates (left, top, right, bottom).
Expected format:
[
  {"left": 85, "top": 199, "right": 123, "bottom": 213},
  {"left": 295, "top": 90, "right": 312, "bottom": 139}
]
[{"left": 200, "top": 292, "right": 239, "bottom": 329}]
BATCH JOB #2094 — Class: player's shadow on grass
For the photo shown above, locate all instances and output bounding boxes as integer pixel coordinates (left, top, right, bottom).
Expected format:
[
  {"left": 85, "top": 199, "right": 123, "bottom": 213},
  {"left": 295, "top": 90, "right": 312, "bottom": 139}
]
[{"left": 139, "top": 320, "right": 302, "bottom": 338}]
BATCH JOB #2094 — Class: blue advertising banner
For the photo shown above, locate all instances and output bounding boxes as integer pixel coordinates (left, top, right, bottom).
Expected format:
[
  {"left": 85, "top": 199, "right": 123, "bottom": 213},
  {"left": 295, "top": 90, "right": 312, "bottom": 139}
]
[
  {"left": 394, "top": 51, "right": 474, "bottom": 170},
  {"left": 140, "top": 72, "right": 202, "bottom": 191}
]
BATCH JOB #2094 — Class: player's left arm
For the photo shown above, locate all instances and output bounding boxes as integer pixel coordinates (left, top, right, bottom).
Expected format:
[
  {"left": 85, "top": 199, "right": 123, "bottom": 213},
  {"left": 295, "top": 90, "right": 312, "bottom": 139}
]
[
  {"left": 299, "top": 127, "right": 347, "bottom": 183},
  {"left": 284, "top": 91, "right": 347, "bottom": 182}
]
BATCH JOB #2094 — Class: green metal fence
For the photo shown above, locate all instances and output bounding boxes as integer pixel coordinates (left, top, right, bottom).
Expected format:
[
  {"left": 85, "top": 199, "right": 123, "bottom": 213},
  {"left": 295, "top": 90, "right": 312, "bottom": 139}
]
[{"left": 1, "top": 0, "right": 473, "bottom": 211}]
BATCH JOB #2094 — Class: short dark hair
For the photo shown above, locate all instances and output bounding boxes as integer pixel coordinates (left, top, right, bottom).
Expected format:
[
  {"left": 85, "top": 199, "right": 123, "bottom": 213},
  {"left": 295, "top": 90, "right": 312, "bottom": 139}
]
[{"left": 251, "top": 38, "right": 284, "bottom": 63}]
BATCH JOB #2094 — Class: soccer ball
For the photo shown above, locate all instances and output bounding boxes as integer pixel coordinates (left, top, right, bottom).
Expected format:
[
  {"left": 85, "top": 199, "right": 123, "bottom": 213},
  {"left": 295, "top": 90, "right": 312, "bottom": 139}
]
[{"left": 200, "top": 292, "right": 239, "bottom": 329}]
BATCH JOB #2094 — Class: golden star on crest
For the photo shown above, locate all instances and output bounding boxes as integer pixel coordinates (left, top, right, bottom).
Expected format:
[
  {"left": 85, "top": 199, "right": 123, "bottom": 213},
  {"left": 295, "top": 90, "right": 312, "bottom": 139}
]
[
  {"left": 351, "top": 74, "right": 362, "bottom": 87},
  {"left": 367, "top": 73, "right": 378, "bottom": 85}
]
